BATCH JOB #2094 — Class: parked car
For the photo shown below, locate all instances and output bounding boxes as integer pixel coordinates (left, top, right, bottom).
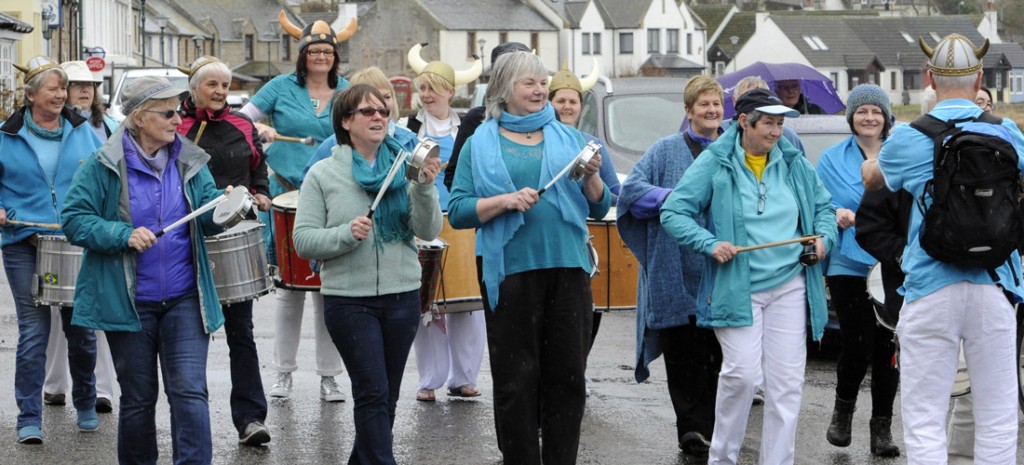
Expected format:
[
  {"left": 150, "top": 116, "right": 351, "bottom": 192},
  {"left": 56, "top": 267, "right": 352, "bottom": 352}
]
[{"left": 108, "top": 68, "right": 189, "bottom": 122}]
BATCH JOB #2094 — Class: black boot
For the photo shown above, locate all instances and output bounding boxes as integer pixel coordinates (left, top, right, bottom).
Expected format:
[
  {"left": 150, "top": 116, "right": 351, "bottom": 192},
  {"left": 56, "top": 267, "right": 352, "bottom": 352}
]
[
  {"left": 826, "top": 397, "right": 855, "bottom": 447},
  {"left": 870, "top": 416, "right": 901, "bottom": 457}
]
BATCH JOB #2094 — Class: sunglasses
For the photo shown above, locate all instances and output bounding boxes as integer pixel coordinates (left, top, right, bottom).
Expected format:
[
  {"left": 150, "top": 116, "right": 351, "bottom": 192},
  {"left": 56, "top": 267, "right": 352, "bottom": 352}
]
[
  {"left": 349, "top": 107, "right": 391, "bottom": 118},
  {"left": 144, "top": 109, "right": 179, "bottom": 119}
]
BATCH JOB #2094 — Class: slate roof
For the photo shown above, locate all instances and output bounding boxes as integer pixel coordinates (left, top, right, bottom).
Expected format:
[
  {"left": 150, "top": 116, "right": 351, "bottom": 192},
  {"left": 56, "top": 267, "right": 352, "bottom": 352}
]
[
  {"left": 0, "top": 12, "right": 32, "bottom": 33},
  {"left": 166, "top": 0, "right": 304, "bottom": 41},
  {"left": 563, "top": 1, "right": 589, "bottom": 29},
  {"left": 989, "top": 42, "right": 1024, "bottom": 68},
  {"left": 594, "top": 0, "right": 652, "bottom": 29},
  {"left": 642, "top": 53, "right": 704, "bottom": 70},
  {"left": 710, "top": 11, "right": 757, "bottom": 59},
  {"left": 417, "top": 0, "right": 556, "bottom": 31}
]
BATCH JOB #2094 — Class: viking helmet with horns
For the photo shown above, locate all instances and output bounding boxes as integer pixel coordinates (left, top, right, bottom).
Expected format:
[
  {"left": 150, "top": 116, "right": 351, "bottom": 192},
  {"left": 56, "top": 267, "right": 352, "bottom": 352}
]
[
  {"left": 13, "top": 56, "right": 61, "bottom": 85},
  {"left": 548, "top": 58, "right": 601, "bottom": 96},
  {"left": 918, "top": 33, "right": 989, "bottom": 76},
  {"left": 177, "top": 55, "right": 222, "bottom": 79},
  {"left": 278, "top": 11, "right": 357, "bottom": 53},
  {"left": 407, "top": 42, "right": 482, "bottom": 86}
]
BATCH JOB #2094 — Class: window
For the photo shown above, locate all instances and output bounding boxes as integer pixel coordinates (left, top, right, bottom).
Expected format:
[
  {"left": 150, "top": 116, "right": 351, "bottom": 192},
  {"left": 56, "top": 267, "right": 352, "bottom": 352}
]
[
  {"left": 830, "top": 72, "right": 839, "bottom": 91},
  {"left": 582, "top": 32, "right": 591, "bottom": 55},
  {"left": 531, "top": 33, "right": 539, "bottom": 54},
  {"left": 281, "top": 35, "right": 291, "bottom": 61},
  {"left": 245, "top": 34, "right": 254, "bottom": 60},
  {"left": 715, "top": 61, "right": 725, "bottom": 75},
  {"left": 648, "top": 29, "right": 660, "bottom": 53},
  {"left": 467, "top": 32, "right": 477, "bottom": 59},
  {"left": 891, "top": 71, "right": 897, "bottom": 90},
  {"left": 619, "top": 32, "right": 633, "bottom": 55},
  {"left": 1013, "top": 75, "right": 1023, "bottom": 93},
  {"left": 667, "top": 29, "right": 679, "bottom": 53},
  {"left": 0, "top": 40, "right": 13, "bottom": 97},
  {"left": 593, "top": 33, "right": 602, "bottom": 54},
  {"left": 899, "top": 31, "right": 913, "bottom": 43},
  {"left": 499, "top": 32, "right": 508, "bottom": 44},
  {"left": 686, "top": 32, "right": 692, "bottom": 55}
]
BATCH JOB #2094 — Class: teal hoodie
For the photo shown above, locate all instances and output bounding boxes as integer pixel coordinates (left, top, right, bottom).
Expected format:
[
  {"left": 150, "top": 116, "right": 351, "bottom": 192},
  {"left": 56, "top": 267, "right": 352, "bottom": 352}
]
[
  {"left": 660, "top": 124, "right": 837, "bottom": 341},
  {"left": 61, "top": 127, "right": 226, "bottom": 334}
]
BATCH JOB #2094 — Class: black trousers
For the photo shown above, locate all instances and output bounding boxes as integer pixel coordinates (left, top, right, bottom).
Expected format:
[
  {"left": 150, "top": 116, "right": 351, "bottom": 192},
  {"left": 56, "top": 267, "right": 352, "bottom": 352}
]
[
  {"left": 828, "top": 275, "right": 899, "bottom": 417},
  {"left": 482, "top": 267, "right": 593, "bottom": 465},
  {"left": 659, "top": 317, "right": 722, "bottom": 442}
]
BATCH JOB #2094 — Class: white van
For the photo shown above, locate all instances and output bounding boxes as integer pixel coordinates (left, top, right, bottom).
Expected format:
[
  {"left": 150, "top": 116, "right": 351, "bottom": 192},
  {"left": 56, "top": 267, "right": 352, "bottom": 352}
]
[{"left": 108, "top": 68, "right": 189, "bottom": 122}]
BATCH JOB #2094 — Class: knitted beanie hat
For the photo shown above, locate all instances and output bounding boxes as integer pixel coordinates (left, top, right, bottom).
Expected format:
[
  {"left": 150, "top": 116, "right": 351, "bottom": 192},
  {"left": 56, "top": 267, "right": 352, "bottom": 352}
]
[{"left": 846, "top": 84, "right": 892, "bottom": 137}]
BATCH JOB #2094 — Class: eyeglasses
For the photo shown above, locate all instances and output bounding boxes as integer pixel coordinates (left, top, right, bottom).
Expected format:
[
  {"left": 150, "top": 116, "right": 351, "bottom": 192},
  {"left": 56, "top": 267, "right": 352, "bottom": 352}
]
[
  {"left": 144, "top": 109, "right": 179, "bottom": 119},
  {"left": 756, "top": 182, "right": 767, "bottom": 215},
  {"left": 68, "top": 82, "right": 95, "bottom": 89},
  {"left": 306, "top": 49, "right": 334, "bottom": 57},
  {"left": 975, "top": 99, "right": 993, "bottom": 110},
  {"left": 349, "top": 107, "right": 391, "bottom": 118}
]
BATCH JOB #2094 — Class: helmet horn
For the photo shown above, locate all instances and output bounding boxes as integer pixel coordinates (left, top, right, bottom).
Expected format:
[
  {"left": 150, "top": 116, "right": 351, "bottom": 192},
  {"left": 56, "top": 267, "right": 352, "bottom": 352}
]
[
  {"left": 918, "top": 36, "right": 934, "bottom": 59},
  {"left": 278, "top": 11, "right": 302, "bottom": 40},
  {"left": 453, "top": 58, "right": 483, "bottom": 85},
  {"left": 408, "top": 42, "right": 429, "bottom": 75},
  {"left": 579, "top": 57, "right": 600, "bottom": 93},
  {"left": 336, "top": 17, "right": 357, "bottom": 43},
  {"left": 976, "top": 38, "right": 990, "bottom": 60}
]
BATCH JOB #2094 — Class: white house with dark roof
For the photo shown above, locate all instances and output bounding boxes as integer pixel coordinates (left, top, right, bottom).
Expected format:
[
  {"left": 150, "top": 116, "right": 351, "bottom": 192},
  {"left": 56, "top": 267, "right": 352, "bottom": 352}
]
[{"left": 0, "top": 10, "right": 31, "bottom": 105}]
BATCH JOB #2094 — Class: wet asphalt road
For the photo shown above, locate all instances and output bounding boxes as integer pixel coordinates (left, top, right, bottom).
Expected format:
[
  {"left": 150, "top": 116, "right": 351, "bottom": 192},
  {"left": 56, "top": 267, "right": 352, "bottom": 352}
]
[{"left": 1, "top": 276, "right": 1023, "bottom": 464}]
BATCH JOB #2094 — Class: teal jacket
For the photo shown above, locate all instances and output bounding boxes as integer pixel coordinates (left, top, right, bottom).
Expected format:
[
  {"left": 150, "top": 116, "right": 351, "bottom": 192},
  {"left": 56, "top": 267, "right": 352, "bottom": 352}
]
[
  {"left": 660, "top": 124, "right": 836, "bottom": 341},
  {"left": 61, "top": 127, "right": 226, "bottom": 333}
]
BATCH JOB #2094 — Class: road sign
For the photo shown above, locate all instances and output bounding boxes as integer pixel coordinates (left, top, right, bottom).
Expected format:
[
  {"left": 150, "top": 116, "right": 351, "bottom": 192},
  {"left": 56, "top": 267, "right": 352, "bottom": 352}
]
[{"left": 86, "top": 56, "right": 105, "bottom": 72}]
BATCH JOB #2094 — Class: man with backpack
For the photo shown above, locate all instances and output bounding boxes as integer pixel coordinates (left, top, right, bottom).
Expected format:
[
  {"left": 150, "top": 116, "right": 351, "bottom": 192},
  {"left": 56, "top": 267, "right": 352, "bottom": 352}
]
[{"left": 862, "top": 33, "right": 1024, "bottom": 464}]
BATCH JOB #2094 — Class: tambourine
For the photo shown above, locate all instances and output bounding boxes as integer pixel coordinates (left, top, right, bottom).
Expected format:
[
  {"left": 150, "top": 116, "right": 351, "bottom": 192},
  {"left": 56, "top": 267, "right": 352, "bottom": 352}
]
[
  {"left": 213, "top": 187, "right": 254, "bottom": 228},
  {"left": 405, "top": 139, "right": 440, "bottom": 184},
  {"left": 568, "top": 140, "right": 602, "bottom": 182}
]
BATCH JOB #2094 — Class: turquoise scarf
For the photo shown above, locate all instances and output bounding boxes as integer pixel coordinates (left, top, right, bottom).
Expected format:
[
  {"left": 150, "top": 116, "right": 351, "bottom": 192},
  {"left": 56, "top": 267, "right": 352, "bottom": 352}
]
[
  {"left": 25, "top": 108, "right": 64, "bottom": 141},
  {"left": 352, "top": 136, "right": 413, "bottom": 247},
  {"left": 470, "top": 102, "right": 589, "bottom": 310}
]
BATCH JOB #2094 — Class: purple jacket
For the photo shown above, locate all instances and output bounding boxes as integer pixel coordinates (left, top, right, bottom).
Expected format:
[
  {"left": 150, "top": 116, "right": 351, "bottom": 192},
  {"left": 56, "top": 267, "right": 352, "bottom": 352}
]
[{"left": 123, "top": 132, "right": 195, "bottom": 301}]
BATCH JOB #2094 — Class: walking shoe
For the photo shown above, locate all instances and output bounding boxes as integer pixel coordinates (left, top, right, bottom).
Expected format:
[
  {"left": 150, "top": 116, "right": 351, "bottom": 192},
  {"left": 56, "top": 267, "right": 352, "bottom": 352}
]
[
  {"left": 95, "top": 397, "right": 113, "bottom": 414},
  {"left": 238, "top": 421, "right": 271, "bottom": 446},
  {"left": 320, "top": 376, "right": 346, "bottom": 402},
  {"left": 869, "top": 416, "right": 901, "bottom": 457},
  {"left": 269, "top": 372, "right": 292, "bottom": 398},
  {"left": 679, "top": 431, "right": 711, "bottom": 457},
  {"left": 77, "top": 408, "right": 99, "bottom": 432},
  {"left": 17, "top": 426, "right": 43, "bottom": 445},
  {"left": 43, "top": 392, "right": 65, "bottom": 405},
  {"left": 826, "top": 397, "right": 856, "bottom": 447}
]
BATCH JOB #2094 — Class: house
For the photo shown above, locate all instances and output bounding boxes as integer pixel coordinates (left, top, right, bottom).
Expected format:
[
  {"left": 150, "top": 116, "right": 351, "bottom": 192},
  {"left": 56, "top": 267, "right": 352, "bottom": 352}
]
[
  {"left": 348, "top": 0, "right": 559, "bottom": 99},
  {"left": 594, "top": 0, "right": 705, "bottom": 77},
  {"left": 0, "top": 10, "right": 31, "bottom": 117}
]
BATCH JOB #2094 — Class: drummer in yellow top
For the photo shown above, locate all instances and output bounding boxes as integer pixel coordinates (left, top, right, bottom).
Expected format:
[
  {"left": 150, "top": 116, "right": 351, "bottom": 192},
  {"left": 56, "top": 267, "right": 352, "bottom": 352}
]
[{"left": 403, "top": 43, "right": 489, "bottom": 402}]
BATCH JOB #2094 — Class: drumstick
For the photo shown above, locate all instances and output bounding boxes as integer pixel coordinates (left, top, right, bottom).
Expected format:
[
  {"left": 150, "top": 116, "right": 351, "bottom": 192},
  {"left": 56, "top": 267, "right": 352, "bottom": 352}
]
[
  {"left": 734, "top": 234, "right": 824, "bottom": 253},
  {"left": 536, "top": 155, "right": 579, "bottom": 196},
  {"left": 275, "top": 135, "right": 317, "bottom": 146},
  {"left": 193, "top": 121, "right": 208, "bottom": 145},
  {"left": 7, "top": 219, "right": 61, "bottom": 230},
  {"left": 155, "top": 193, "right": 228, "bottom": 238},
  {"left": 366, "top": 150, "right": 411, "bottom": 221}
]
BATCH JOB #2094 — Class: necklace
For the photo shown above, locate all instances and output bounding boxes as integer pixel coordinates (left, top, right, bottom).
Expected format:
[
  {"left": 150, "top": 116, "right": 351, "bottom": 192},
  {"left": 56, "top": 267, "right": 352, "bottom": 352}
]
[{"left": 525, "top": 130, "right": 535, "bottom": 139}]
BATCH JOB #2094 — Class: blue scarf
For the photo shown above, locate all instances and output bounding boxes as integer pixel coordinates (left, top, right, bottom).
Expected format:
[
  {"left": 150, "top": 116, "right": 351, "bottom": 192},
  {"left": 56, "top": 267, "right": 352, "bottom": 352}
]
[
  {"left": 25, "top": 108, "right": 64, "bottom": 141},
  {"left": 470, "top": 102, "right": 589, "bottom": 309},
  {"left": 352, "top": 136, "right": 413, "bottom": 248},
  {"left": 816, "top": 135, "right": 876, "bottom": 268}
]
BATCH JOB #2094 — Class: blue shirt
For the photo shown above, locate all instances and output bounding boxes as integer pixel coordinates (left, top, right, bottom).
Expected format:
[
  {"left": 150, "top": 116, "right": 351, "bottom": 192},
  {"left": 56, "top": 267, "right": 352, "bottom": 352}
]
[{"left": 877, "top": 98, "right": 1024, "bottom": 302}]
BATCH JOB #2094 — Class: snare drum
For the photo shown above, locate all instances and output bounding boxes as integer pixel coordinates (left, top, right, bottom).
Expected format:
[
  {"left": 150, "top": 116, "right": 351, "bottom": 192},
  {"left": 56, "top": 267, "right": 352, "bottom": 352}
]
[
  {"left": 206, "top": 221, "right": 274, "bottom": 304},
  {"left": 271, "top": 191, "right": 321, "bottom": 290},
  {"left": 416, "top": 238, "right": 447, "bottom": 314},
  {"left": 588, "top": 207, "right": 639, "bottom": 310},
  {"left": 32, "top": 235, "right": 83, "bottom": 306}
]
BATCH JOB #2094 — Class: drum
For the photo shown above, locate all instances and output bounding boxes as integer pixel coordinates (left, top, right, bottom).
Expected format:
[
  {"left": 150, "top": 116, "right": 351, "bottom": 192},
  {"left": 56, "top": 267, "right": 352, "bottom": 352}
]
[
  {"left": 206, "top": 221, "right": 274, "bottom": 304},
  {"left": 271, "top": 191, "right": 321, "bottom": 290},
  {"left": 406, "top": 139, "right": 440, "bottom": 184},
  {"left": 866, "top": 264, "right": 898, "bottom": 332},
  {"left": 952, "top": 343, "right": 971, "bottom": 397},
  {"left": 416, "top": 238, "right": 447, "bottom": 314},
  {"left": 213, "top": 187, "right": 254, "bottom": 228},
  {"left": 32, "top": 235, "right": 83, "bottom": 306},
  {"left": 434, "top": 213, "right": 481, "bottom": 314},
  {"left": 588, "top": 207, "right": 639, "bottom": 310}
]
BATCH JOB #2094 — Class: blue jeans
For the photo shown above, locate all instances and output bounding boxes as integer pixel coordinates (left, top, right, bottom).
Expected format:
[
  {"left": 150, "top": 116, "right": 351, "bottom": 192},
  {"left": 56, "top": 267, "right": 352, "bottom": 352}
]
[
  {"left": 323, "top": 291, "right": 419, "bottom": 465},
  {"left": 105, "top": 293, "right": 211, "bottom": 465},
  {"left": 222, "top": 300, "right": 268, "bottom": 434},
  {"left": 3, "top": 241, "right": 96, "bottom": 428}
]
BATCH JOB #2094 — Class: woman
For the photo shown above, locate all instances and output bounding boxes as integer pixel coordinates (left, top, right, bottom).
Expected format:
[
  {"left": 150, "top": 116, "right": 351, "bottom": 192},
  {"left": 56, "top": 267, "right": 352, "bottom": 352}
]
[
  {"left": 975, "top": 86, "right": 994, "bottom": 113},
  {"left": 293, "top": 84, "right": 442, "bottom": 465},
  {"left": 816, "top": 83, "right": 900, "bottom": 457},
  {"left": 547, "top": 60, "right": 621, "bottom": 397},
  {"left": 239, "top": 12, "right": 355, "bottom": 401},
  {"left": 0, "top": 57, "right": 102, "bottom": 444},
  {"left": 61, "top": 75, "right": 227, "bottom": 463},
  {"left": 40, "top": 60, "right": 119, "bottom": 416},
  {"left": 404, "top": 44, "right": 488, "bottom": 402},
  {"left": 448, "top": 51, "right": 610, "bottom": 465},
  {"left": 617, "top": 76, "right": 724, "bottom": 457},
  {"left": 660, "top": 88, "right": 836, "bottom": 465},
  {"left": 178, "top": 56, "right": 273, "bottom": 446}
]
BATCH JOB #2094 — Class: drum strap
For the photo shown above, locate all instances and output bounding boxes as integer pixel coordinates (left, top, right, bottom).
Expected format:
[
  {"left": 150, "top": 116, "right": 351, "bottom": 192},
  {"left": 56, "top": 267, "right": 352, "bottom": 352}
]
[{"left": 273, "top": 173, "right": 298, "bottom": 192}]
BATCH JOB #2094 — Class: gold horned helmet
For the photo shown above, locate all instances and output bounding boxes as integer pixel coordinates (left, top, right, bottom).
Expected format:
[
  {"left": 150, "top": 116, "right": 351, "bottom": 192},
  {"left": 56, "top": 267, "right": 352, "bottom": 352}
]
[
  {"left": 278, "top": 10, "right": 357, "bottom": 52},
  {"left": 548, "top": 58, "right": 601, "bottom": 96},
  {"left": 407, "top": 42, "right": 482, "bottom": 86},
  {"left": 918, "top": 33, "right": 989, "bottom": 76},
  {"left": 177, "top": 55, "right": 222, "bottom": 80},
  {"left": 13, "top": 56, "right": 61, "bottom": 84}
]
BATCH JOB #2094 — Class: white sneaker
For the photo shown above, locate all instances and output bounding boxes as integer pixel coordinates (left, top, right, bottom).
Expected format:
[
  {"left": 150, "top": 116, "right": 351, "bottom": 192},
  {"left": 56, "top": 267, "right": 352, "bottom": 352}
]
[
  {"left": 320, "top": 376, "right": 346, "bottom": 402},
  {"left": 269, "top": 372, "right": 292, "bottom": 398}
]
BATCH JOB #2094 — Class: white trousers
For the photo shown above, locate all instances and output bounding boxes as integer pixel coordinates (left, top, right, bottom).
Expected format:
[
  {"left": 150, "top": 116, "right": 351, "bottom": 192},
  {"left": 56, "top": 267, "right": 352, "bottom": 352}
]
[
  {"left": 271, "top": 289, "right": 344, "bottom": 376},
  {"left": 413, "top": 310, "right": 486, "bottom": 391},
  {"left": 44, "top": 307, "right": 116, "bottom": 399},
  {"left": 898, "top": 281, "right": 1017, "bottom": 465},
  {"left": 709, "top": 274, "right": 807, "bottom": 465}
]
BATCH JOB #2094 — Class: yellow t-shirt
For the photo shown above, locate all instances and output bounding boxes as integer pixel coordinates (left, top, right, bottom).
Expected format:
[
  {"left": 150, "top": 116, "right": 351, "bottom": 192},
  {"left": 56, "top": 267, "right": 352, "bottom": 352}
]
[{"left": 744, "top": 152, "right": 768, "bottom": 181}]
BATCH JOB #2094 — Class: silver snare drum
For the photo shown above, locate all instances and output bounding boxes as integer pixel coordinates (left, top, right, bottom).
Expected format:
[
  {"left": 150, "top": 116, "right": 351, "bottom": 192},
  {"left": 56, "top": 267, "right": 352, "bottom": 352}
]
[
  {"left": 33, "top": 235, "right": 84, "bottom": 306},
  {"left": 206, "top": 221, "right": 274, "bottom": 304}
]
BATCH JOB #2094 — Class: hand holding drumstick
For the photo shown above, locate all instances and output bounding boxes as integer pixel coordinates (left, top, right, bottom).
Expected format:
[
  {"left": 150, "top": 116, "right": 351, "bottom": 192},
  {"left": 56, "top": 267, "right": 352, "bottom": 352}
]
[{"left": 710, "top": 235, "right": 825, "bottom": 265}]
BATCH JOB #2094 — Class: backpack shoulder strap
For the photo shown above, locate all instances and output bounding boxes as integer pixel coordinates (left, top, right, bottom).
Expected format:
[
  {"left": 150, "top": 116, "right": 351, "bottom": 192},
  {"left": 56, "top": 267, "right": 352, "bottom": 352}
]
[
  {"left": 406, "top": 116, "right": 422, "bottom": 135},
  {"left": 974, "top": 111, "right": 1003, "bottom": 126},
  {"left": 909, "top": 114, "right": 953, "bottom": 140}
]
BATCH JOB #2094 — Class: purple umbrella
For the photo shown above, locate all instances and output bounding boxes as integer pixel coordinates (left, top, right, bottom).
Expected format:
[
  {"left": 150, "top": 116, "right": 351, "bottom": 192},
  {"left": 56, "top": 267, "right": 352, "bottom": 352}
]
[{"left": 717, "top": 62, "right": 845, "bottom": 119}]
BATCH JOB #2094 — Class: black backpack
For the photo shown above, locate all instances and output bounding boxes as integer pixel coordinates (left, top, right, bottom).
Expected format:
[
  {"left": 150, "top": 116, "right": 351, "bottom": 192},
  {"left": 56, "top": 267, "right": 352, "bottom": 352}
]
[{"left": 910, "top": 112, "right": 1024, "bottom": 272}]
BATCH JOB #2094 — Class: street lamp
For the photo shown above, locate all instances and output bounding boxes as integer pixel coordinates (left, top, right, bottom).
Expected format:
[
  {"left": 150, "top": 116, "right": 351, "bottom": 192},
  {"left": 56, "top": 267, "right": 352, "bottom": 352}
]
[
  {"left": 191, "top": 35, "right": 203, "bottom": 58},
  {"left": 156, "top": 15, "right": 168, "bottom": 65},
  {"left": 140, "top": 0, "right": 147, "bottom": 65},
  {"left": 41, "top": 7, "right": 55, "bottom": 41},
  {"left": 478, "top": 38, "right": 486, "bottom": 68}
]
